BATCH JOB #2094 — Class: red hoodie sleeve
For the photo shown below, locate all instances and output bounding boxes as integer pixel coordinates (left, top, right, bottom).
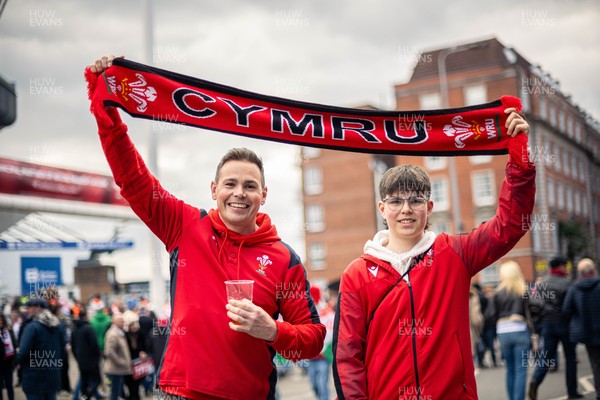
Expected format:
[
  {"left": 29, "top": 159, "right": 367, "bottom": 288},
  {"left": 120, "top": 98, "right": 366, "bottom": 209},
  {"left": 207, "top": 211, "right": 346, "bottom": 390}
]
[
  {"left": 268, "top": 251, "right": 326, "bottom": 361},
  {"left": 93, "top": 106, "right": 195, "bottom": 252},
  {"left": 332, "top": 264, "right": 369, "bottom": 400},
  {"left": 451, "top": 134, "right": 536, "bottom": 276}
]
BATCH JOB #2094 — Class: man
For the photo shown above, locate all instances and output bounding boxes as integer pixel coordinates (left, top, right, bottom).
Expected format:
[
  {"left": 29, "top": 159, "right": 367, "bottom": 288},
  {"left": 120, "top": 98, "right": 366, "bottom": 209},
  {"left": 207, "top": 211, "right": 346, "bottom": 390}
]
[
  {"left": 16, "top": 298, "right": 65, "bottom": 400},
  {"left": 88, "top": 56, "right": 325, "bottom": 400},
  {"left": 333, "top": 109, "right": 534, "bottom": 399},
  {"left": 103, "top": 314, "right": 131, "bottom": 400},
  {"left": 71, "top": 309, "right": 102, "bottom": 400},
  {"left": 563, "top": 258, "right": 600, "bottom": 400},
  {"left": 528, "top": 257, "right": 582, "bottom": 400}
]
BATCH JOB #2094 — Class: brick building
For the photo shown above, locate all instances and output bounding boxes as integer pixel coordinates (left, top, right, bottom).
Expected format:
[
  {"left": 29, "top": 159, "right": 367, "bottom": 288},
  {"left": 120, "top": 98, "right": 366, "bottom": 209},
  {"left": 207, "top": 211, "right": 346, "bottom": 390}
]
[{"left": 302, "top": 37, "right": 600, "bottom": 287}]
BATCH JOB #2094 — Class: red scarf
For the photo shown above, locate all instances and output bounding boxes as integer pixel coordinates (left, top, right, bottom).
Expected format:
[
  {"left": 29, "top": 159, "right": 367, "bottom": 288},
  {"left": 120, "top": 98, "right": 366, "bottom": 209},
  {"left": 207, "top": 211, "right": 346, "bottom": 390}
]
[{"left": 85, "top": 59, "right": 529, "bottom": 165}]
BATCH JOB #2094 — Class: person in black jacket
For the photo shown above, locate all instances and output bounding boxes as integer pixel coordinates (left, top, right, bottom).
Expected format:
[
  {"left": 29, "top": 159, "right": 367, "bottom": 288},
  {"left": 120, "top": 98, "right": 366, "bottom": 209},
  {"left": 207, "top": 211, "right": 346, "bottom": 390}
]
[
  {"left": 563, "top": 258, "right": 600, "bottom": 400},
  {"left": 123, "top": 313, "right": 147, "bottom": 400},
  {"left": 528, "top": 256, "right": 582, "bottom": 400},
  {"left": 71, "top": 309, "right": 101, "bottom": 400},
  {"left": 16, "top": 298, "right": 66, "bottom": 400}
]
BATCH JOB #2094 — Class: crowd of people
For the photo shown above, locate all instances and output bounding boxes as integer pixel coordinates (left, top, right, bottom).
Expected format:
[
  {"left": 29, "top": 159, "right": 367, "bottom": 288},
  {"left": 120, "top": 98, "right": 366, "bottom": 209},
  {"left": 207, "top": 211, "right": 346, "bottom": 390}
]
[{"left": 0, "top": 294, "right": 170, "bottom": 400}]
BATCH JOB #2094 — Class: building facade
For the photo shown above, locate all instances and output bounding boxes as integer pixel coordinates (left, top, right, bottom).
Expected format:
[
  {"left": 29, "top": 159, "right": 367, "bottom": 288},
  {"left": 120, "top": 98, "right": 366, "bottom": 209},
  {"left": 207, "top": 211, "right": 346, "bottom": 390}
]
[{"left": 302, "top": 37, "right": 600, "bottom": 286}]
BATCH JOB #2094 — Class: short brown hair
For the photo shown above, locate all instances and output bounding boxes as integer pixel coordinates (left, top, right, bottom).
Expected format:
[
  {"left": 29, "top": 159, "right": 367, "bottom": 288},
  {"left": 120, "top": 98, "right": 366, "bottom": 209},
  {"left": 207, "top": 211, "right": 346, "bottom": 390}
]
[
  {"left": 379, "top": 165, "right": 431, "bottom": 199},
  {"left": 215, "top": 148, "right": 265, "bottom": 187}
]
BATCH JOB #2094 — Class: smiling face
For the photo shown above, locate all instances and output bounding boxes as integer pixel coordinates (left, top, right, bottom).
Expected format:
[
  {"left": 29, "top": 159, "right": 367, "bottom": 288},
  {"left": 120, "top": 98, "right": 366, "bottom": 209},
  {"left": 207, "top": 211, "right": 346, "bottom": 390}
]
[
  {"left": 379, "top": 191, "right": 433, "bottom": 250},
  {"left": 211, "top": 160, "right": 267, "bottom": 234}
]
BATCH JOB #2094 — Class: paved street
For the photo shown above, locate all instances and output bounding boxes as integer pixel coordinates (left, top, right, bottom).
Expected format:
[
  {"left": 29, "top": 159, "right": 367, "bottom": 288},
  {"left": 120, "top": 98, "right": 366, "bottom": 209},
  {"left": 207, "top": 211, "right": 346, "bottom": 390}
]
[
  {"left": 8, "top": 344, "right": 597, "bottom": 400},
  {"left": 277, "top": 343, "right": 597, "bottom": 400}
]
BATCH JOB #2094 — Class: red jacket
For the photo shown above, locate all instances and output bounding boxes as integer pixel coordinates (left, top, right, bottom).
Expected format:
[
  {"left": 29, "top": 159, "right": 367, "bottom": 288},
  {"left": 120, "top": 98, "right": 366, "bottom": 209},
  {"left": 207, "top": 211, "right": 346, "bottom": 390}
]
[
  {"left": 333, "top": 161, "right": 535, "bottom": 400},
  {"left": 97, "top": 116, "right": 325, "bottom": 400}
]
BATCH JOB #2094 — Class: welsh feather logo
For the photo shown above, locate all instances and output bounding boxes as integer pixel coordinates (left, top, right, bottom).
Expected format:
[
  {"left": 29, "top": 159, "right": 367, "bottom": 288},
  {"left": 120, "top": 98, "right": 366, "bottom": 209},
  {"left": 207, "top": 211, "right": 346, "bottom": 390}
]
[
  {"left": 105, "top": 73, "right": 157, "bottom": 113},
  {"left": 443, "top": 115, "right": 498, "bottom": 149},
  {"left": 256, "top": 255, "right": 272, "bottom": 276}
]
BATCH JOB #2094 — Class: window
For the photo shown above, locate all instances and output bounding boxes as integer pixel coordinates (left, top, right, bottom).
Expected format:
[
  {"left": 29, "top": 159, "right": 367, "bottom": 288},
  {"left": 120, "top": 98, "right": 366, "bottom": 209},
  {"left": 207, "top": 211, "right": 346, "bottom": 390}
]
[
  {"left": 558, "top": 111, "right": 566, "bottom": 132},
  {"left": 303, "top": 166, "right": 323, "bottom": 195},
  {"left": 547, "top": 177, "right": 555, "bottom": 207},
  {"left": 579, "top": 159, "right": 586, "bottom": 183},
  {"left": 539, "top": 96, "right": 547, "bottom": 119},
  {"left": 464, "top": 84, "right": 487, "bottom": 106},
  {"left": 574, "top": 191, "right": 581, "bottom": 216},
  {"left": 563, "top": 151, "right": 570, "bottom": 177},
  {"left": 554, "top": 145, "right": 561, "bottom": 173},
  {"left": 424, "top": 156, "right": 447, "bottom": 170},
  {"left": 308, "top": 242, "right": 327, "bottom": 270},
  {"left": 575, "top": 123, "right": 582, "bottom": 142},
  {"left": 305, "top": 204, "right": 325, "bottom": 232},
  {"left": 480, "top": 263, "right": 499, "bottom": 285},
  {"left": 583, "top": 195, "right": 589, "bottom": 217},
  {"left": 469, "top": 155, "right": 492, "bottom": 165},
  {"left": 549, "top": 104, "right": 556, "bottom": 127},
  {"left": 302, "top": 146, "right": 321, "bottom": 159},
  {"left": 471, "top": 170, "right": 495, "bottom": 207},
  {"left": 566, "top": 115, "right": 573, "bottom": 137},
  {"left": 521, "top": 90, "right": 530, "bottom": 113},
  {"left": 566, "top": 185, "right": 573, "bottom": 214},
  {"left": 556, "top": 181, "right": 564, "bottom": 210},
  {"left": 430, "top": 177, "right": 449, "bottom": 211},
  {"left": 571, "top": 155, "right": 578, "bottom": 182},
  {"left": 431, "top": 222, "right": 449, "bottom": 235},
  {"left": 419, "top": 93, "right": 441, "bottom": 109}
]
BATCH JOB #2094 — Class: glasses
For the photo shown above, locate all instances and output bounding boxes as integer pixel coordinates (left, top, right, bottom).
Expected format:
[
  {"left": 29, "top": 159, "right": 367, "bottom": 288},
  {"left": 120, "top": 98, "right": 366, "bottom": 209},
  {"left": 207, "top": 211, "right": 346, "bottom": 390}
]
[{"left": 382, "top": 196, "right": 428, "bottom": 211}]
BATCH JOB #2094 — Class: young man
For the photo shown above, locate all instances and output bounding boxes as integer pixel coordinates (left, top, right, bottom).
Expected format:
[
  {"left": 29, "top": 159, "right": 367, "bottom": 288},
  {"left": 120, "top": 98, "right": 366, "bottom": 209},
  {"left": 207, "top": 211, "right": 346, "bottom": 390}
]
[
  {"left": 333, "top": 110, "right": 535, "bottom": 399},
  {"left": 88, "top": 56, "right": 325, "bottom": 400}
]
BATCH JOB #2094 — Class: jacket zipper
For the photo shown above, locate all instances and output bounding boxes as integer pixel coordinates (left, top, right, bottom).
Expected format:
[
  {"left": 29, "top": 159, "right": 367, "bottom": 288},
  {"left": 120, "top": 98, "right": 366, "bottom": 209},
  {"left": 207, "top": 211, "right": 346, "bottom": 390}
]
[{"left": 406, "top": 274, "right": 421, "bottom": 399}]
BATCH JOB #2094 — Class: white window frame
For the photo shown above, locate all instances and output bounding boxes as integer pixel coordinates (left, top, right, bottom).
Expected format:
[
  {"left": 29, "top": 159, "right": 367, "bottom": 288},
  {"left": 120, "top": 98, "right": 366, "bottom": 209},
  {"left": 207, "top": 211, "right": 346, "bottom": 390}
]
[
  {"left": 302, "top": 146, "right": 321, "bottom": 159},
  {"left": 557, "top": 181, "right": 564, "bottom": 210},
  {"left": 424, "top": 156, "right": 447, "bottom": 171},
  {"left": 308, "top": 242, "right": 327, "bottom": 271},
  {"left": 430, "top": 176, "right": 449, "bottom": 211},
  {"left": 547, "top": 177, "right": 555, "bottom": 207},
  {"left": 303, "top": 166, "right": 323, "bottom": 195},
  {"left": 463, "top": 84, "right": 487, "bottom": 106},
  {"left": 419, "top": 92, "right": 441, "bottom": 109},
  {"left": 539, "top": 96, "right": 547, "bottom": 120},
  {"left": 469, "top": 155, "right": 492, "bottom": 165},
  {"left": 305, "top": 204, "right": 325, "bottom": 232},
  {"left": 471, "top": 170, "right": 496, "bottom": 207}
]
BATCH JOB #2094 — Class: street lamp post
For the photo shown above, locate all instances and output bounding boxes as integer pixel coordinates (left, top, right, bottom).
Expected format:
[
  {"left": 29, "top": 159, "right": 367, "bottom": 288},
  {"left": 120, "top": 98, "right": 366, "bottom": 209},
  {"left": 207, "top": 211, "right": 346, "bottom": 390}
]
[
  {"left": 437, "top": 43, "right": 485, "bottom": 233},
  {"left": 143, "top": 0, "right": 166, "bottom": 316}
]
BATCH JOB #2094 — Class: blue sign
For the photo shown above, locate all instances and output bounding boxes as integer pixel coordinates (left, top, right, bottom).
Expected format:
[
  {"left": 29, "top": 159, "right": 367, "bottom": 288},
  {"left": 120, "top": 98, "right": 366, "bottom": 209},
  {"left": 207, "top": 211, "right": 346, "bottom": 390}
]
[{"left": 21, "top": 257, "right": 62, "bottom": 296}]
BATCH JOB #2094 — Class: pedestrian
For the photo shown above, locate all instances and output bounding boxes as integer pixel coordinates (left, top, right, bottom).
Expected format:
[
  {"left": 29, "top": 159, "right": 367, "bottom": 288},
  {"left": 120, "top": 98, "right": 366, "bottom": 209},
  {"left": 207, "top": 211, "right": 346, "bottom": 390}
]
[
  {"left": 16, "top": 298, "right": 66, "bottom": 400},
  {"left": 88, "top": 302, "right": 111, "bottom": 398},
  {"left": 563, "top": 258, "right": 600, "bottom": 400},
  {"left": 103, "top": 314, "right": 131, "bottom": 400},
  {"left": 470, "top": 284, "right": 485, "bottom": 364},
  {"left": 71, "top": 309, "right": 101, "bottom": 400},
  {"left": 490, "top": 261, "right": 533, "bottom": 400},
  {"left": 332, "top": 110, "right": 534, "bottom": 399},
  {"left": 0, "top": 314, "right": 17, "bottom": 400},
  {"left": 307, "top": 287, "right": 335, "bottom": 400},
  {"left": 123, "top": 311, "right": 147, "bottom": 400},
  {"left": 482, "top": 283, "right": 499, "bottom": 368},
  {"left": 87, "top": 56, "right": 326, "bottom": 400},
  {"left": 528, "top": 256, "right": 582, "bottom": 400}
]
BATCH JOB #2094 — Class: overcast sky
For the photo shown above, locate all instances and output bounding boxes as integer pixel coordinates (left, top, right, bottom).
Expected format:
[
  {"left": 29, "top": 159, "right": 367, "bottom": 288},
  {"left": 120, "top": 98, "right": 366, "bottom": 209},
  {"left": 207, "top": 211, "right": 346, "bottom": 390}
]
[{"left": 0, "top": 0, "right": 599, "bottom": 288}]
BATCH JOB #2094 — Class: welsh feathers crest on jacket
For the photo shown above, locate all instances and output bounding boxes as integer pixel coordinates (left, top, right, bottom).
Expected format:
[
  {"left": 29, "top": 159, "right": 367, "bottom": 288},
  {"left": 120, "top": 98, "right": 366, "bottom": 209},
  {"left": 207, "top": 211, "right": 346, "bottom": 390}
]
[{"left": 256, "top": 255, "right": 273, "bottom": 276}]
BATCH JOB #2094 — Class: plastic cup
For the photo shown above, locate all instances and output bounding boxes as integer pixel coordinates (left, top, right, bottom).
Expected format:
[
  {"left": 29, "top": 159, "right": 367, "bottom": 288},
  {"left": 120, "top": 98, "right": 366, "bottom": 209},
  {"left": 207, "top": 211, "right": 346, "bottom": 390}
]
[
  {"left": 225, "top": 280, "right": 254, "bottom": 325},
  {"left": 225, "top": 280, "right": 254, "bottom": 302}
]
